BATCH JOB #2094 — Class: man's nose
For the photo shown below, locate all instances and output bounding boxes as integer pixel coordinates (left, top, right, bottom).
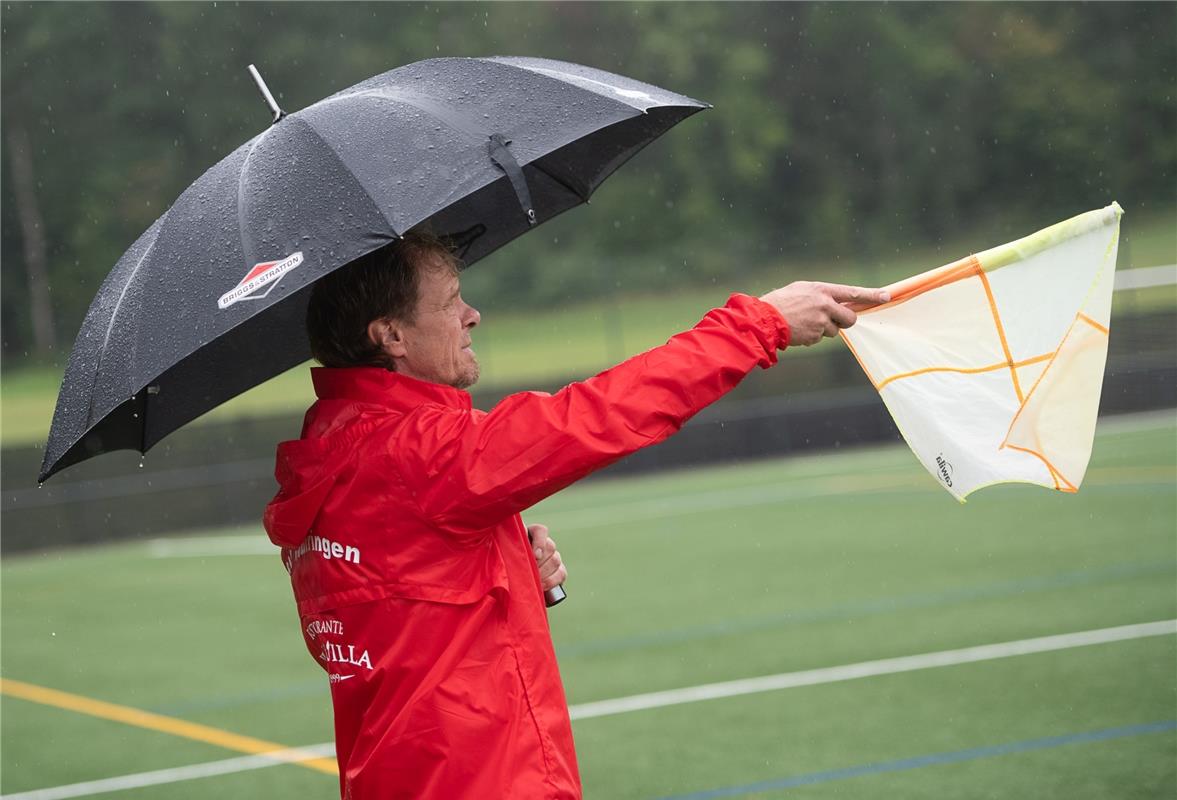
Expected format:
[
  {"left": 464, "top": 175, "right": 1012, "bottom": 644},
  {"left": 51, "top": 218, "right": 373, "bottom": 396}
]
[{"left": 465, "top": 304, "right": 481, "bottom": 328}]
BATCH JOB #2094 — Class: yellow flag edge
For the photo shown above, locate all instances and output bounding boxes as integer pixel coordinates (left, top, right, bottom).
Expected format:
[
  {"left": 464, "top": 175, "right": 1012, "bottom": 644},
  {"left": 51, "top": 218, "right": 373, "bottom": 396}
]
[
  {"left": 854, "top": 202, "right": 1124, "bottom": 314},
  {"left": 973, "top": 201, "right": 1123, "bottom": 273}
]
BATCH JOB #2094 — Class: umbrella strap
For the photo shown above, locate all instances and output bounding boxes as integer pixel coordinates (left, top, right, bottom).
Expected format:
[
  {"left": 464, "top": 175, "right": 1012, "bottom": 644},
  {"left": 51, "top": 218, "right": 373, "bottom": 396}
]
[{"left": 488, "top": 134, "right": 537, "bottom": 227}]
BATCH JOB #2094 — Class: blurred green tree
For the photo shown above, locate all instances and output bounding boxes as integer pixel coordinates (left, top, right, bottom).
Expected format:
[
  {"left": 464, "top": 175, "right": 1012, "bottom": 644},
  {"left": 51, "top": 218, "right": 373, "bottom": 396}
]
[{"left": 2, "top": 2, "right": 1173, "bottom": 362}]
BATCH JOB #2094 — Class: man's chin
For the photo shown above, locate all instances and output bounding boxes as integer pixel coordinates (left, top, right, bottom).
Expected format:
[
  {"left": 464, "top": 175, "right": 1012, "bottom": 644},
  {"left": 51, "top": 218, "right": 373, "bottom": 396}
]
[{"left": 452, "top": 358, "right": 480, "bottom": 391}]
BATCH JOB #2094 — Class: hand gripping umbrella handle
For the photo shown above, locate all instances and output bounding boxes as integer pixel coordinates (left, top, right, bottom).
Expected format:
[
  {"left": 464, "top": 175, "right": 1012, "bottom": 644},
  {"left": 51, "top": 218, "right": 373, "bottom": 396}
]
[{"left": 527, "top": 529, "right": 567, "bottom": 608}]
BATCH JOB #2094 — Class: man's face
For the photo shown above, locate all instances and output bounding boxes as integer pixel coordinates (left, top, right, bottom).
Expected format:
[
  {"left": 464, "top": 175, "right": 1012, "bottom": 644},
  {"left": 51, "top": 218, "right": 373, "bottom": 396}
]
[{"left": 391, "top": 255, "right": 481, "bottom": 389}]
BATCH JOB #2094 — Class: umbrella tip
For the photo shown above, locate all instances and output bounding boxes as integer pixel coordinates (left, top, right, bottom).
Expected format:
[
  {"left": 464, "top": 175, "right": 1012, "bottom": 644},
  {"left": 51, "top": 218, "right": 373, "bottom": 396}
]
[{"left": 247, "top": 64, "right": 286, "bottom": 125}]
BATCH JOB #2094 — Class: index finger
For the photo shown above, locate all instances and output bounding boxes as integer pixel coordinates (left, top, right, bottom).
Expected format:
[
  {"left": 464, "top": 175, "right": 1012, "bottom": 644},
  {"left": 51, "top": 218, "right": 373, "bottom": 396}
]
[{"left": 817, "top": 283, "right": 890, "bottom": 307}]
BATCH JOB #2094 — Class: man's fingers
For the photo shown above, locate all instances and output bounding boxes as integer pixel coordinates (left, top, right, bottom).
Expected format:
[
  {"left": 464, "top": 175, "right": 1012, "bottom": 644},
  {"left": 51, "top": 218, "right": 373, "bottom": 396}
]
[
  {"left": 828, "top": 301, "right": 857, "bottom": 330},
  {"left": 540, "top": 561, "right": 567, "bottom": 591},
  {"left": 820, "top": 283, "right": 890, "bottom": 306},
  {"left": 527, "top": 523, "right": 550, "bottom": 557},
  {"left": 534, "top": 536, "right": 556, "bottom": 565},
  {"left": 538, "top": 549, "right": 563, "bottom": 579},
  {"left": 758, "top": 281, "right": 889, "bottom": 343},
  {"left": 527, "top": 522, "right": 565, "bottom": 589}
]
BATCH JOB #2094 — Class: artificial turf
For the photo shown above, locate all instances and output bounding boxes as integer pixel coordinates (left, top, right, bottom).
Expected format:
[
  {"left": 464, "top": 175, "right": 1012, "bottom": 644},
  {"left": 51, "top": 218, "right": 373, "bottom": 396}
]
[{"left": 1, "top": 413, "right": 1173, "bottom": 798}]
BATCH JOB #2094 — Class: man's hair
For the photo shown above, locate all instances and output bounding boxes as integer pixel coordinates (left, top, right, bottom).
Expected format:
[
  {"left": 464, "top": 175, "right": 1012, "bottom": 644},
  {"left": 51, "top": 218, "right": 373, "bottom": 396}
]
[{"left": 306, "top": 230, "right": 458, "bottom": 369}]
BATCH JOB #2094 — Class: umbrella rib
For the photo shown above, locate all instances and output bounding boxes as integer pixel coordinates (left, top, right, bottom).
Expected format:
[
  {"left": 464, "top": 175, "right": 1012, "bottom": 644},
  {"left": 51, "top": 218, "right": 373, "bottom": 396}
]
[
  {"left": 308, "top": 88, "right": 487, "bottom": 143},
  {"left": 306, "top": 66, "right": 656, "bottom": 210},
  {"left": 336, "top": 91, "right": 590, "bottom": 206},
  {"left": 529, "top": 162, "right": 591, "bottom": 203},
  {"left": 235, "top": 128, "right": 275, "bottom": 269},
  {"left": 492, "top": 60, "right": 655, "bottom": 116},
  {"left": 333, "top": 93, "right": 513, "bottom": 216},
  {"left": 286, "top": 115, "right": 401, "bottom": 237},
  {"left": 83, "top": 215, "right": 167, "bottom": 431}
]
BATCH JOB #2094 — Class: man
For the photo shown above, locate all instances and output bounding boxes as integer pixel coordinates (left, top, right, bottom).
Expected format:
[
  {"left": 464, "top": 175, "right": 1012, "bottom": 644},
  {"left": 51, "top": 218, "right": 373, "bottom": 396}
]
[{"left": 263, "top": 231, "right": 887, "bottom": 798}]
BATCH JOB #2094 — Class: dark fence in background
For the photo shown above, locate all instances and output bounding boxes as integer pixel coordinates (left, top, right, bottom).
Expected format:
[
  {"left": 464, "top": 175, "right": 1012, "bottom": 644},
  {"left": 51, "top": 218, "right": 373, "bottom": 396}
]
[{"left": 3, "top": 311, "right": 1174, "bottom": 554}]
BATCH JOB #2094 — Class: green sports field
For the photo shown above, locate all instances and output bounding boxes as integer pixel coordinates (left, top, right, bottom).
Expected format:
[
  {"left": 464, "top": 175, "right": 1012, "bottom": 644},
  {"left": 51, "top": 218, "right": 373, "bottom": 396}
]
[{"left": 2, "top": 412, "right": 1175, "bottom": 798}]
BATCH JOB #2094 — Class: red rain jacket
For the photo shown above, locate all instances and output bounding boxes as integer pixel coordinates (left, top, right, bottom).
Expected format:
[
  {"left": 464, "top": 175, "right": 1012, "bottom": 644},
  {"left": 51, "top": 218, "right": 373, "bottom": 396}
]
[{"left": 263, "top": 294, "right": 788, "bottom": 798}]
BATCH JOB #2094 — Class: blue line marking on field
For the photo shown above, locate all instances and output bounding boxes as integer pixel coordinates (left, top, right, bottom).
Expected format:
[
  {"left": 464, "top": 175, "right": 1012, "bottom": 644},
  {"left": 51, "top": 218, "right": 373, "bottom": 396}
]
[
  {"left": 556, "top": 559, "right": 1172, "bottom": 658},
  {"left": 655, "top": 720, "right": 1177, "bottom": 799}
]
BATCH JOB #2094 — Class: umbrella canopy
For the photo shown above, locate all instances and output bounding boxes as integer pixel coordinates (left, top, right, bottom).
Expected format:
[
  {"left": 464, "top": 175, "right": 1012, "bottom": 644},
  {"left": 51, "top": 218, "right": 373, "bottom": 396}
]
[{"left": 40, "top": 57, "right": 707, "bottom": 482}]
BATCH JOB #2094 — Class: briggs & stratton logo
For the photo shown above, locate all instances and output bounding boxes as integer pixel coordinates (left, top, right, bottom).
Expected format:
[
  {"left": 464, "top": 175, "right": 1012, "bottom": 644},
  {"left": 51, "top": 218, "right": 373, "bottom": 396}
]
[{"left": 218, "top": 251, "right": 303, "bottom": 309}]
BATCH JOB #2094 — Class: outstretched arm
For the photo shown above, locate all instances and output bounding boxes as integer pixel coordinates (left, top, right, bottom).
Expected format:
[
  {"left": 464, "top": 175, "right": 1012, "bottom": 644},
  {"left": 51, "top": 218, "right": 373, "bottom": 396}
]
[{"left": 394, "top": 285, "right": 886, "bottom": 535}]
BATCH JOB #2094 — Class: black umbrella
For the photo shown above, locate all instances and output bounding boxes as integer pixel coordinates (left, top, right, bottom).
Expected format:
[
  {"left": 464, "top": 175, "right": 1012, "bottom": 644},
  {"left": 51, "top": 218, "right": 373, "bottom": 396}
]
[{"left": 40, "top": 57, "right": 708, "bottom": 482}]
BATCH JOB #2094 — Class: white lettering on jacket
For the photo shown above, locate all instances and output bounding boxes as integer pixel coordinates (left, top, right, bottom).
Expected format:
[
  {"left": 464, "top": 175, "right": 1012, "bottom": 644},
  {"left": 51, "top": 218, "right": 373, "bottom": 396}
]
[
  {"left": 318, "top": 642, "right": 373, "bottom": 671},
  {"left": 305, "top": 618, "right": 344, "bottom": 639},
  {"left": 282, "top": 534, "right": 361, "bottom": 574}
]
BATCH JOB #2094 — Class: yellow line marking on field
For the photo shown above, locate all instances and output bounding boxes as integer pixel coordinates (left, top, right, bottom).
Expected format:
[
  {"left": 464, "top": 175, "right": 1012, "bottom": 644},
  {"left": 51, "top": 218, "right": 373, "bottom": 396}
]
[{"left": 0, "top": 678, "right": 338, "bottom": 776}]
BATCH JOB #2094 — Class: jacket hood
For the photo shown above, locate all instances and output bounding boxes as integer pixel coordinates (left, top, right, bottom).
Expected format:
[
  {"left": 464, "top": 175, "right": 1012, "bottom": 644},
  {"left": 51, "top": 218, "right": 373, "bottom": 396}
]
[
  {"left": 264, "top": 368, "right": 472, "bottom": 549},
  {"left": 264, "top": 443, "right": 337, "bottom": 550},
  {"left": 263, "top": 402, "right": 382, "bottom": 549}
]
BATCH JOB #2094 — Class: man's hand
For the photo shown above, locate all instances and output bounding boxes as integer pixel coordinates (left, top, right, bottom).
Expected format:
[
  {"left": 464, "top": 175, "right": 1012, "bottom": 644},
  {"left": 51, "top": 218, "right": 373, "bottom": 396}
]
[
  {"left": 527, "top": 523, "right": 567, "bottom": 591},
  {"left": 759, "top": 282, "right": 890, "bottom": 346}
]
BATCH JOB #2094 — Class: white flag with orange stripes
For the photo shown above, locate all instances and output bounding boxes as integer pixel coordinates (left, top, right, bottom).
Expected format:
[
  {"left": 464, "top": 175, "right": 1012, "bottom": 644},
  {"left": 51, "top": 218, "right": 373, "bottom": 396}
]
[{"left": 842, "top": 202, "right": 1123, "bottom": 501}]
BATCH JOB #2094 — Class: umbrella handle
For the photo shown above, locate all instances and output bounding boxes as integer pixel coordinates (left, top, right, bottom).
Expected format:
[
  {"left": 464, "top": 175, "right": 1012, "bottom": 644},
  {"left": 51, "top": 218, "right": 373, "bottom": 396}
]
[
  {"left": 527, "top": 528, "right": 567, "bottom": 608},
  {"left": 544, "top": 585, "right": 567, "bottom": 607}
]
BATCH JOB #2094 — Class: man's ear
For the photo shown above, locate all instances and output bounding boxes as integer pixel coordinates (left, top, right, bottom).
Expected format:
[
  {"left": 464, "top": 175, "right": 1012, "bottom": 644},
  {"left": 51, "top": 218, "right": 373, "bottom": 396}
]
[{"left": 367, "top": 317, "right": 408, "bottom": 360}]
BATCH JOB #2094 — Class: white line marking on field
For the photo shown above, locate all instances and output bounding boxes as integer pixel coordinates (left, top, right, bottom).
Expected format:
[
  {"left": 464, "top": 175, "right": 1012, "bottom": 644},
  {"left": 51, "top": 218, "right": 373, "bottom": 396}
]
[
  {"left": 1095, "top": 407, "right": 1177, "bottom": 435},
  {"left": 542, "top": 464, "right": 1174, "bottom": 533},
  {"left": 147, "top": 536, "right": 276, "bottom": 558},
  {"left": 567, "top": 619, "right": 1177, "bottom": 721},
  {"left": 0, "top": 743, "right": 336, "bottom": 800},
  {"left": 546, "top": 474, "right": 927, "bottom": 531},
  {"left": 537, "top": 408, "right": 1176, "bottom": 531},
  {"left": 1114, "top": 264, "right": 1177, "bottom": 291}
]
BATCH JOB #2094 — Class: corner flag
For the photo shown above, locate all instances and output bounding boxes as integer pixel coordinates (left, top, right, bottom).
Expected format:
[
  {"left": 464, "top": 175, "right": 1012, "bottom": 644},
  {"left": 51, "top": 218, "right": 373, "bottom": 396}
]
[{"left": 842, "top": 203, "right": 1123, "bottom": 500}]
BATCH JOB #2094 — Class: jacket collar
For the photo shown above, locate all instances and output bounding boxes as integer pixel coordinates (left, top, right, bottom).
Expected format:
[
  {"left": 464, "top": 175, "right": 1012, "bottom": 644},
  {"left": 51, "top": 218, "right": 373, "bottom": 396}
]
[{"left": 310, "top": 367, "right": 472, "bottom": 412}]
